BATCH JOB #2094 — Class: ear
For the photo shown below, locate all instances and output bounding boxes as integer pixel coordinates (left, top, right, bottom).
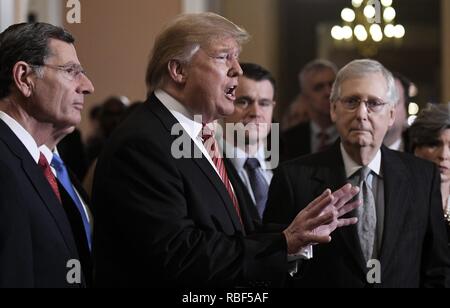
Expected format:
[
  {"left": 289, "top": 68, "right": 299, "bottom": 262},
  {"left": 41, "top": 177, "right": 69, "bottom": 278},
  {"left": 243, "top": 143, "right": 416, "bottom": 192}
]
[
  {"left": 167, "top": 60, "right": 187, "bottom": 84},
  {"left": 330, "top": 101, "right": 337, "bottom": 123},
  {"left": 12, "top": 61, "right": 36, "bottom": 98},
  {"left": 388, "top": 104, "right": 396, "bottom": 127}
]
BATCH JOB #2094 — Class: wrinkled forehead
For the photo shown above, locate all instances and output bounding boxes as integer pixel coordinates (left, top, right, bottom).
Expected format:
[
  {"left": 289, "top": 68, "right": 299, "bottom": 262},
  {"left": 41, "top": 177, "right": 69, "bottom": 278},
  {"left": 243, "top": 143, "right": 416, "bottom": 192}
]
[
  {"left": 340, "top": 73, "right": 388, "bottom": 98},
  {"left": 202, "top": 36, "right": 241, "bottom": 52}
]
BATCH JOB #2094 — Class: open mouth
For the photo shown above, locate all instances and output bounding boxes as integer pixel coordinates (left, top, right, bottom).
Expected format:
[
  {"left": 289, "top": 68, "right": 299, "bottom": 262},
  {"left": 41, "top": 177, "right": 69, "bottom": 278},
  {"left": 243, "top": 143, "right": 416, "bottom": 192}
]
[{"left": 225, "top": 86, "right": 237, "bottom": 101}]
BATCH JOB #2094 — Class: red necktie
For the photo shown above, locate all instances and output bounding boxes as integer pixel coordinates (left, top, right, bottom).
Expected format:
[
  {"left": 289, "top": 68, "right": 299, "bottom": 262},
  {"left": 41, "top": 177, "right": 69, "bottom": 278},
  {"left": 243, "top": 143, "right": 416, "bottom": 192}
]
[
  {"left": 201, "top": 123, "right": 243, "bottom": 225},
  {"left": 38, "top": 152, "right": 62, "bottom": 203}
]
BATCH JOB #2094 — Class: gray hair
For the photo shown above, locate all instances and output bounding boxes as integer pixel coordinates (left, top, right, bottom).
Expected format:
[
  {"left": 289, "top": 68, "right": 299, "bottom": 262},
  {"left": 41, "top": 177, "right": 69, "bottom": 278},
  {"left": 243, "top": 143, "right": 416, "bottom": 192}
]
[
  {"left": 330, "top": 59, "right": 398, "bottom": 105},
  {"left": 145, "top": 12, "right": 249, "bottom": 93},
  {"left": 409, "top": 104, "right": 450, "bottom": 151},
  {"left": 299, "top": 59, "right": 337, "bottom": 92}
]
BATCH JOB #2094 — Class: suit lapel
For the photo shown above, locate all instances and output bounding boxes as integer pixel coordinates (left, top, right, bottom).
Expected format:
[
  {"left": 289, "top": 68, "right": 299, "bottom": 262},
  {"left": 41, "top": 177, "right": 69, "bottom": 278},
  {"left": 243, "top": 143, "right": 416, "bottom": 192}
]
[
  {"left": 147, "top": 94, "right": 245, "bottom": 233},
  {"left": 0, "top": 121, "right": 78, "bottom": 255},
  {"left": 378, "top": 147, "right": 413, "bottom": 268},
  {"left": 224, "top": 158, "right": 260, "bottom": 233},
  {"left": 311, "top": 142, "right": 367, "bottom": 274}
]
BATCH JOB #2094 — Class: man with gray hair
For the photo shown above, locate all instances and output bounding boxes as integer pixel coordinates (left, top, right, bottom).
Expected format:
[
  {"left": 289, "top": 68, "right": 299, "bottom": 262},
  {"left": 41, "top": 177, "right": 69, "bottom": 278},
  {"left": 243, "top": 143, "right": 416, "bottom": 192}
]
[
  {"left": 265, "top": 59, "right": 450, "bottom": 287},
  {"left": 282, "top": 59, "right": 338, "bottom": 160},
  {"left": 92, "top": 13, "right": 361, "bottom": 288}
]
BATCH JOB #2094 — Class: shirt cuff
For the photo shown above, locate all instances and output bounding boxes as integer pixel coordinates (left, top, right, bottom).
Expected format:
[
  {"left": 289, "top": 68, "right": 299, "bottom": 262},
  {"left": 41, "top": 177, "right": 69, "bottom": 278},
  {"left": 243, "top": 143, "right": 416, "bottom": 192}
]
[{"left": 287, "top": 245, "right": 313, "bottom": 262}]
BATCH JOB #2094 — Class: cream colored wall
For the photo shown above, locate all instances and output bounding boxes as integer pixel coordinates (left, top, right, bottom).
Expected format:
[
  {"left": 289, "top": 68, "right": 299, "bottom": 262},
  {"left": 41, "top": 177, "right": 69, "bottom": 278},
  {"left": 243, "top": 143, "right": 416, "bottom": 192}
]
[
  {"left": 63, "top": 0, "right": 182, "bottom": 139},
  {"left": 219, "top": 0, "right": 280, "bottom": 91},
  {"left": 442, "top": 0, "right": 450, "bottom": 103}
]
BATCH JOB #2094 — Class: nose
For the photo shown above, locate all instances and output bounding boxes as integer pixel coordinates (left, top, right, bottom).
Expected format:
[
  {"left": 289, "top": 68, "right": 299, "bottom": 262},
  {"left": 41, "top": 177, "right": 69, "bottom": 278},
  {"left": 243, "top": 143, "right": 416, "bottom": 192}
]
[
  {"left": 228, "top": 58, "right": 243, "bottom": 78},
  {"left": 355, "top": 100, "right": 369, "bottom": 121},
  {"left": 439, "top": 144, "right": 450, "bottom": 161},
  {"left": 248, "top": 100, "right": 263, "bottom": 117},
  {"left": 78, "top": 74, "right": 95, "bottom": 95}
]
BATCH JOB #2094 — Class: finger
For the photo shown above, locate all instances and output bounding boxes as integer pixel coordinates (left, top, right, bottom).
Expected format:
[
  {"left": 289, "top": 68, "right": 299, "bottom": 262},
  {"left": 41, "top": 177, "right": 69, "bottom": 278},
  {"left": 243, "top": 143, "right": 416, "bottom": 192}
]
[
  {"left": 304, "top": 189, "right": 331, "bottom": 212},
  {"left": 302, "top": 190, "right": 334, "bottom": 220},
  {"left": 306, "top": 209, "right": 336, "bottom": 230},
  {"left": 308, "top": 234, "right": 332, "bottom": 244},
  {"left": 333, "top": 185, "right": 360, "bottom": 210},
  {"left": 338, "top": 200, "right": 362, "bottom": 217},
  {"left": 337, "top": 217, "right": 358, "bottom": 228}
]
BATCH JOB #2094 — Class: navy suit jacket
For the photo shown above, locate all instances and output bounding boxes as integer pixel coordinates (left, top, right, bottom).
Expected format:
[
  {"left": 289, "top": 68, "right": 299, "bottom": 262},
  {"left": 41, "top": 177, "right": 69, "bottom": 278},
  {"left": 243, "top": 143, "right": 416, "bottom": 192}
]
[{"left": 0, "top": 120, "right": 84, "bottom": 288}]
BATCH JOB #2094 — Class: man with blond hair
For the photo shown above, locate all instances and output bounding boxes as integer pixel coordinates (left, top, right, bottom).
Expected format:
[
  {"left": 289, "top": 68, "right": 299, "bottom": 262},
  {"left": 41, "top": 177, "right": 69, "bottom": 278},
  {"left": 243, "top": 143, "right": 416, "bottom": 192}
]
[{"left": 93, "top": 13, "right": 360, "bottom": 288}]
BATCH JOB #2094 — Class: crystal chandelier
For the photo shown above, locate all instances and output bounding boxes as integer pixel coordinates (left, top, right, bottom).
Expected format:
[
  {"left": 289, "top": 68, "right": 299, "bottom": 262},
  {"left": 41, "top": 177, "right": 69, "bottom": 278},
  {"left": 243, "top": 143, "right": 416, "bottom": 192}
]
[{"left": 330, "top": 0, "right": 405, "bottom": 56}]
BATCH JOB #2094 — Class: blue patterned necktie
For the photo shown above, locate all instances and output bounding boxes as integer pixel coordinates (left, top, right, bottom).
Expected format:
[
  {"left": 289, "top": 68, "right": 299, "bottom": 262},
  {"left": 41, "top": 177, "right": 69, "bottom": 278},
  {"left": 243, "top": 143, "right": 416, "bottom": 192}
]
[
  {"left": 51, "top": 153, "right": 92, "bottom": 251},
  {"left": 244, "top": 158, "right": 269, "bottom": 219}
]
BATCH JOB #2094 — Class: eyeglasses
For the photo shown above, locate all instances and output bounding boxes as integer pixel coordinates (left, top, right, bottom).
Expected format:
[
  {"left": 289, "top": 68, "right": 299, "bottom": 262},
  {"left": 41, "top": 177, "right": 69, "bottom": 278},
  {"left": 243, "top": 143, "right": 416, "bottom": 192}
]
[
  {"left": 338, "top": 96, "right": 389, "bottom": 113},
  {"left": 31, "top": 63, "right": 87, "bottom": 81},
  {"left": 234, "top": 97, "right": 275, "bottom": 110}
]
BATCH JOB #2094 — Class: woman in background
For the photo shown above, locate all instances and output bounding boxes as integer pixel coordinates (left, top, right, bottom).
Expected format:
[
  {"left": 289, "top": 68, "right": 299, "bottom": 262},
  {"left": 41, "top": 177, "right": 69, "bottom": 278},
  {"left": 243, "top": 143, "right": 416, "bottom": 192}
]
[{"left": 409, "top": 104, "right": 450, "bottom": 243}]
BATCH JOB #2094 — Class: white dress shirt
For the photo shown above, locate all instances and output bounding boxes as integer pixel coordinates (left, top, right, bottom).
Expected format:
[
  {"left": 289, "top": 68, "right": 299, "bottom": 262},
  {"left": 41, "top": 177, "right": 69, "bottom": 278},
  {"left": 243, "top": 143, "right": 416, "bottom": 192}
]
[
  {"left": 387, "top": 137, "right": 405, "bottom": 152},
  {"left": 221, "top": 140, "right": 273, "bottom": 205},
  {"left": 0, "top": 111, "right": 40, "bottom": 163}
]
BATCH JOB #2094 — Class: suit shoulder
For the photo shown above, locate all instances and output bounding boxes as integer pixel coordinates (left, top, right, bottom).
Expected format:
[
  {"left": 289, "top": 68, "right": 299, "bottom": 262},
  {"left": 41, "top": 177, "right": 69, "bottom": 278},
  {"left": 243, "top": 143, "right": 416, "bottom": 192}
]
[{"left": 386, "top": 149, "right": 436, "bottom": 173}]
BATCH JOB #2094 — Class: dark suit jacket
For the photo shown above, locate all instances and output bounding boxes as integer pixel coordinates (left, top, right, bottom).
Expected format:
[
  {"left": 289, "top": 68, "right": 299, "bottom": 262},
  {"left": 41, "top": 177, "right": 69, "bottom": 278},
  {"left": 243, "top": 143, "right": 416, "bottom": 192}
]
[
  {"left": 0, "top": 120, "right": 84, "bottom": 288},
  {"left": 223, "top": 158, "right": 261, "bottom": 234},
  {"left": 281, "top": 122, "right": 311, "bottom": 161},
  {"left": 264, "top": 142, "right": 450, "bottom": 288},
  {"left": 92, "top": 94, "right": 289, "bottom": 288}
]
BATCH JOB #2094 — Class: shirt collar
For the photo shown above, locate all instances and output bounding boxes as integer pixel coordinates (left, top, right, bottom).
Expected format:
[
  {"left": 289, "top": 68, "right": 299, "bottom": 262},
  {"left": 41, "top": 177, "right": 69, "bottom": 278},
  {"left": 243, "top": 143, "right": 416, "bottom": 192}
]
[
  {"left": 155, "top": 89, "right": 203, "bottom": 141},
  {"left": 221, "top": 138, "right": 269, "bottom": 172},
  {"left": 340, "top": 143, "right": 382, "bottom": 179},
  {"left": 0, "top": 111, "right": 40, "bottom": 163},
  {"left": 388, "top": 137, "right": 404, "bottom": 152}
]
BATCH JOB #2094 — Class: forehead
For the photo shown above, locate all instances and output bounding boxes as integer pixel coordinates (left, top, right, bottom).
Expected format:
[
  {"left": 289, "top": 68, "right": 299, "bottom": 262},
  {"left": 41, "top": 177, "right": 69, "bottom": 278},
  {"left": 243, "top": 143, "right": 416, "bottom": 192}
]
[
  {"left": 441, "top": 129, "right": 450, "bottom": 141},
  {"left": 204, "top": 36, "right": 240, "bottom": 52},
  {"left": 46, "top": 38, "right": 80, "bottom": 64},
  {"left": 340, "top": 73, "right": 388, "bottom": 99},
  {"left": 305, "top": 68, "right": 335, "bottom": 84},
  {"left": 237, "top": 77, "right": 274, "bottom": 98}
]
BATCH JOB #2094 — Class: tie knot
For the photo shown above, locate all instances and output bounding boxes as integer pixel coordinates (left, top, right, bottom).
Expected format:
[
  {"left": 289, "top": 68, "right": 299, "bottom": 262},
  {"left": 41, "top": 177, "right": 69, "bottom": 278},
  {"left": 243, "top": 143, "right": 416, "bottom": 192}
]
[
  {"left": 201, "top": 123, "right": 215, "bottom": 143},
  {"left": 359, "top": 166, "right": 371, "bottom": 182},
  {"left": 38, "top": 152, "right": 50, "bottom": 169},
  {"left": 51, "top": 154, "right": 65, "bottom": 171},
  {"left": 245, "top": 158, "right": 261, "bottom": 170}
]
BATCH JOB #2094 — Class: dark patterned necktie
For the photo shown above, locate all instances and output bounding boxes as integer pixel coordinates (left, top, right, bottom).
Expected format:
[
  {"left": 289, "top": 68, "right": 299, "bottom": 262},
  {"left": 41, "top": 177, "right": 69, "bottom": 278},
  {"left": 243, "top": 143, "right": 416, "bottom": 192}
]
[{"left": 244, "top": 158, "right": 269, "bottom": 219}]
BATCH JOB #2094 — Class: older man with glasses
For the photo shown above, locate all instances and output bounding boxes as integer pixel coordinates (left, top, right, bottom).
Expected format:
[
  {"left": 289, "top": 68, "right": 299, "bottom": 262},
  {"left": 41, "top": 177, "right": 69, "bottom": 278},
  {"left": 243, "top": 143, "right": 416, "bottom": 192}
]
[{"left": 264, "top": 59, "right": 450, "bottom": 288}]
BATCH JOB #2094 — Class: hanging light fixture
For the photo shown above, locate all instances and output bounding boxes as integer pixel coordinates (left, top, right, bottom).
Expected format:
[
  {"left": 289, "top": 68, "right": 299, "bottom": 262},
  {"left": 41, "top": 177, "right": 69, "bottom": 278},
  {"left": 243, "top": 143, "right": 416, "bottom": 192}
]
[{"left": 331, "top": 0, "right": 405, "bottom": 56}]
